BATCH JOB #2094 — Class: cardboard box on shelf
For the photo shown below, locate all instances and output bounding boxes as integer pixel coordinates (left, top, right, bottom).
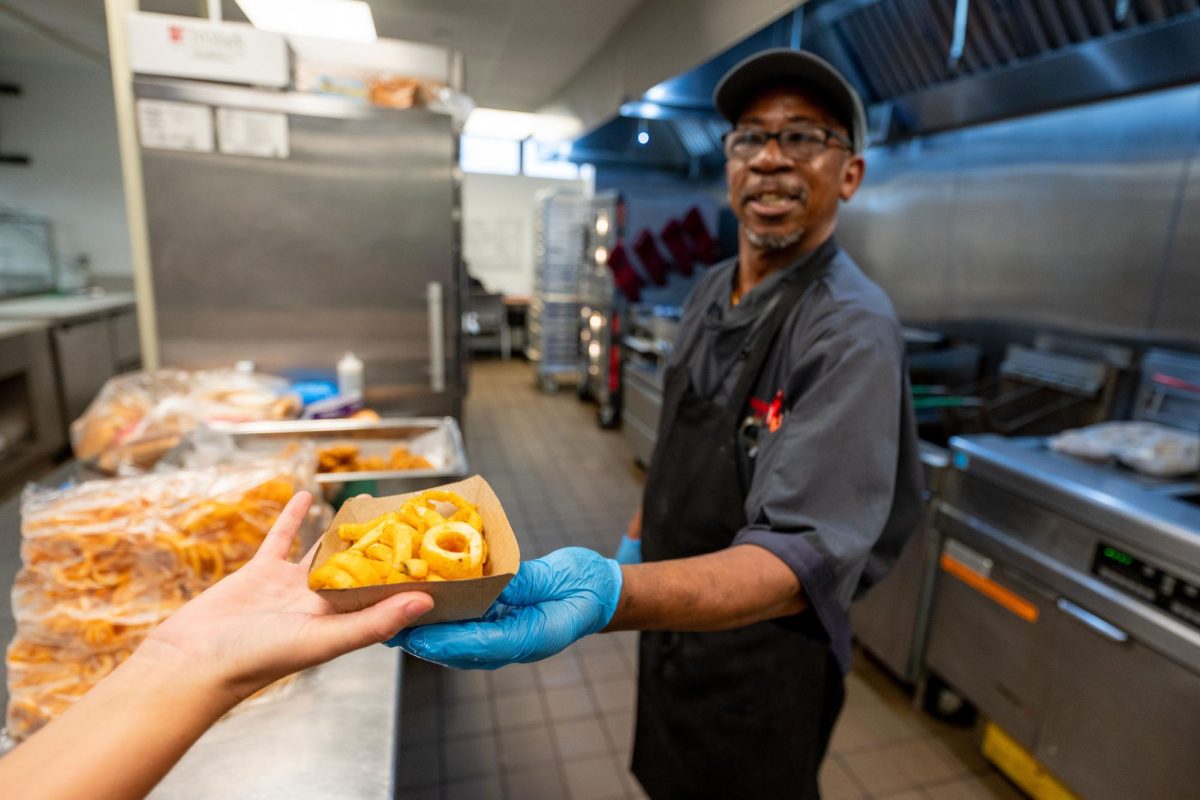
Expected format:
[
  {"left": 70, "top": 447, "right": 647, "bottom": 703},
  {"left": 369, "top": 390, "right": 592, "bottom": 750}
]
[{"left": 308, "top": 475, "right": 519, "bottom": 625}]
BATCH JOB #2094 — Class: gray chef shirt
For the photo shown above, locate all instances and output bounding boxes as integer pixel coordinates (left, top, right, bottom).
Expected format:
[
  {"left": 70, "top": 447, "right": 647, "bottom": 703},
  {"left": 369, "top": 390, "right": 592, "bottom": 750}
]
[{"left": 667, "top": 241, "right": 923, "bottom": 672}]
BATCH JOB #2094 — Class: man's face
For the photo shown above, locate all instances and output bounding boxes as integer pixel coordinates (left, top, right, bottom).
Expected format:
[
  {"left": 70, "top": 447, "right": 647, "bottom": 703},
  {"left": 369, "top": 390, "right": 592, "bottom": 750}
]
[{"left": 725, "top": 85, "right": 864, "bottom": 252}]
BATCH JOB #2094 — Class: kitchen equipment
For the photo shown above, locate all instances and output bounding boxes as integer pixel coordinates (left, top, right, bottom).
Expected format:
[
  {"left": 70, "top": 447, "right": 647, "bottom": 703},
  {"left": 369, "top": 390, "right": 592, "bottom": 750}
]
[
  {"left": 529, "top": 189, "right": 587, "bottom": 393},
  {"left": 578, "top": 192, "right": 621, "bottom": 426},
  {"left": 0, "top": 292, "right": 140, "bottom": 427},
  {"left": 852, "top": 442, "right": 950, "bottom": 684},
  {"left": 465, "top": 289, "right": 509, "bottom": 359},
  {"left": 1135, "top": 348, "right": 1200, "bottom": 434},
  {"left": 925, "top": 350, "right": 1200, "bottom": 800},
  {"left": 947, "top": 335, "right": 1133, "bottom": 437},
  {"left": 926, "top": 433, "right": 1200, "bottom": 800},
  {"left": 133, "top": 77, "right": 463, "bottom": 419},
  {"left": 200, "top": 417, "right": 468, "bottom": 497},
  {"left": 620, "top": 306, "right": 680, "bottom": 467},
  {"left": 0, "top": 321, "right": 64, "bottom": 492}
]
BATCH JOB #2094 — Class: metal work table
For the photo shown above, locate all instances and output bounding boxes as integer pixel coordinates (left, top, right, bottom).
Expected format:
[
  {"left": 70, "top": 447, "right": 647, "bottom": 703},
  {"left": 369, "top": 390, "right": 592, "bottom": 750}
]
[
  {"left": 0, "top": 292, "right": 141, "bottom": 424},
  {"left": 0, "top": 464, "right": 404, "bottom": 797},
  {"left": 150, "top": 647, "right": 403, "bottom": 799},
  {"left": 0, "top": 292, "right": 136, "bottom": 322}
]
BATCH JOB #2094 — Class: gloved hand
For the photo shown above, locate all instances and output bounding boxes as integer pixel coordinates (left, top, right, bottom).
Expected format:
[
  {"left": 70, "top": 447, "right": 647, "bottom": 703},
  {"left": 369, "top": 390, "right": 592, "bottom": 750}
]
[
  {"left": 615, "top": 535, "right": 642, "bottom": 565},
  {"left": 387, "top": 547, "right": 623, "bottom": 669}
]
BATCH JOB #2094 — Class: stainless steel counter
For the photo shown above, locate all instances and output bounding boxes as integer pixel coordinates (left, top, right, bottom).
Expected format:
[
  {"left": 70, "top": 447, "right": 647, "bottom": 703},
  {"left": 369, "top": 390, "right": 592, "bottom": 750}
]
[
  {"left": 0, "top": 293, "right": 141, "bottom": 422},
  {"left": 150, "top": 647, "right": 402, "bottom": 800},
  {"left": 0, "top": 292, "right": 136, "bottom": 322},
  {"left": 0, "top": 320, "right": 52, "bottom": 339},
  {"left": 0, "top": 463, "right": 403, "bottom": 797}
]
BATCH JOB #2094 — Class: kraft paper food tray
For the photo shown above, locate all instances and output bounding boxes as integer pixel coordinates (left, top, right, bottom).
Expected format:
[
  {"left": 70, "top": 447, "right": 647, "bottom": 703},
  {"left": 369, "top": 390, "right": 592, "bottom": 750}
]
[{"left": 308, "top": 475, "right": 519, "bottom": 625}]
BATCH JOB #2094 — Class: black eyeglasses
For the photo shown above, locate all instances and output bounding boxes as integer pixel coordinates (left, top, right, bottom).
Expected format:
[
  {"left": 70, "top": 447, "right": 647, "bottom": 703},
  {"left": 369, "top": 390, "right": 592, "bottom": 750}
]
[{"left": 722, "top": 125, "right": 852, "bottom": 162}]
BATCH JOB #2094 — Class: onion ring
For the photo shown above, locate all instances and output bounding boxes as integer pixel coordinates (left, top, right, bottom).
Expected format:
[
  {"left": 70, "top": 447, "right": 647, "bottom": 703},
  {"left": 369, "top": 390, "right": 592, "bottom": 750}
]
[{"left": 419, "top": 521, "right": 486, "bottom": 580}]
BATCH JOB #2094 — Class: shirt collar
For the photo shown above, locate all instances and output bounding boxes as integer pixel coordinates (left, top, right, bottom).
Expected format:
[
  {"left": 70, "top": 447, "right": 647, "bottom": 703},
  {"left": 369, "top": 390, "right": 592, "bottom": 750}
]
[{"left": 707, "top": 237, "right": 838, "bottom": 327}]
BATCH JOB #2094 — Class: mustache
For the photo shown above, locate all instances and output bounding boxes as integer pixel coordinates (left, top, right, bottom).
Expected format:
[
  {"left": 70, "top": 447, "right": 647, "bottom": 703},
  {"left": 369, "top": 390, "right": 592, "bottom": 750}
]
[{"left": 740, "top": 184, "right": 809, "bottom": 205}]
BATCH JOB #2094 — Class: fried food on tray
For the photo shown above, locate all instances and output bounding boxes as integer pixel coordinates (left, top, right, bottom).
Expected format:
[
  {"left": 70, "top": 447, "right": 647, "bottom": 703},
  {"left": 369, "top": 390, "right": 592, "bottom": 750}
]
[
  {"left": 315, "top": 443, "right": 434, "bottom": 474},
  {"left": 420, "top": 522, "right": 487, "bottom": 581},
  {"left": 309, "top": 490, "right": 485, "bottom": 590},
  {"left": 5, "top": 458, "right": 307, "bottom": 740},
  {"left": 71, "top": 369, "right": 301, "bottom": 475}
]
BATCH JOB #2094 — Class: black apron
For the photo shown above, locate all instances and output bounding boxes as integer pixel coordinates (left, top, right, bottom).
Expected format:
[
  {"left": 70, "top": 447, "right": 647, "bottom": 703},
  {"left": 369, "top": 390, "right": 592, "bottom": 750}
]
[{"left": 631, "top": 244, "right": 845, "bottom": 800}]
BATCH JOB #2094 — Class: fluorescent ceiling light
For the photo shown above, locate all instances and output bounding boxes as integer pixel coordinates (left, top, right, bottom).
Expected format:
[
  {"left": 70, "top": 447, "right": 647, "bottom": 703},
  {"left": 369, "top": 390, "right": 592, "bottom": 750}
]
[{"left": 236, "top": 0, "right": 377, "bottom": 42}]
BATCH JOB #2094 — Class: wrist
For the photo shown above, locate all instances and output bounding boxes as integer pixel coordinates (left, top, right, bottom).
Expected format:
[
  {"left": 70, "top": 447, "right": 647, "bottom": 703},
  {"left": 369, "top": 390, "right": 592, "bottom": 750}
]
[
  {"left": 129, "top": 638, "right": 246, "bottom": 714},
  {"left": 602, "top": 562, "right": 630, "bottom": 632}
]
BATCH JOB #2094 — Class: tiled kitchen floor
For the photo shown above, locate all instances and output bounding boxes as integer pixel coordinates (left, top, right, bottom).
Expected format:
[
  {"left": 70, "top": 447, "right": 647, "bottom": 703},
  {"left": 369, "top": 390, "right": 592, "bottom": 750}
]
[{"left": 398, "top": 360, "right": 1025, "bottom": 800}]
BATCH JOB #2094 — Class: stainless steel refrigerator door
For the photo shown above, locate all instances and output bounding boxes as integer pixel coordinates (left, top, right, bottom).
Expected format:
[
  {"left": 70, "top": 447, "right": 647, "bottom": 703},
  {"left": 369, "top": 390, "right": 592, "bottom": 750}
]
[{"left": 135, "top": 80, "right": 460, "bottom": 417}]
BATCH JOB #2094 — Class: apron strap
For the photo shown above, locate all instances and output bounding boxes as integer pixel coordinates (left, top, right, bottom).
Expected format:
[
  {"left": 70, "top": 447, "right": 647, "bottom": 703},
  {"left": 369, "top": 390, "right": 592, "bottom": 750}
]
[
  {"left": 651, "top": 239, "right": 840, "bottom": 472},
  {"left": 727, "top": 239, "right": 839, "bottom": 410}
]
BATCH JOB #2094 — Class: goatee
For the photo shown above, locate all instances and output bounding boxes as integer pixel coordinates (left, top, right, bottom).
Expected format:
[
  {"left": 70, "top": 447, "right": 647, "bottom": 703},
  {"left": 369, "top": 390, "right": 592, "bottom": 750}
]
[{"left": 745, "top": 228, "right": 805, "bottom": 251}]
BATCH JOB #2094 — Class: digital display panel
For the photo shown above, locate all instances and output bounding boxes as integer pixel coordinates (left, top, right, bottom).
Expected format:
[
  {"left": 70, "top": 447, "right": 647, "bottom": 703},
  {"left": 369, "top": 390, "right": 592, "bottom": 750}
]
[{"left": 1093, "top": 543, "right": 1200, "bottom": 630}]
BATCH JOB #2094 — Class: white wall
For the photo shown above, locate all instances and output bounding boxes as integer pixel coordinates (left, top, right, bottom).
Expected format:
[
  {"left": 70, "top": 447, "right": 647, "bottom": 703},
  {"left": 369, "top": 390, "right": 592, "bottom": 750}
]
[
  {"left": 0, "top": 57, "right": 132, "bottom": 279},
  {"left": 461, "top": 171, "right": 582, "bottom": 297}
]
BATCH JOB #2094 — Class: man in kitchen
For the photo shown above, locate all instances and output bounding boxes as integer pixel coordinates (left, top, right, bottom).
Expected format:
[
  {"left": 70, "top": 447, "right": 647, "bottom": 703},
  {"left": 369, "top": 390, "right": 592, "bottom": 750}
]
[{"left": 392, "top": 49, "right": 923, "bottom": 799}]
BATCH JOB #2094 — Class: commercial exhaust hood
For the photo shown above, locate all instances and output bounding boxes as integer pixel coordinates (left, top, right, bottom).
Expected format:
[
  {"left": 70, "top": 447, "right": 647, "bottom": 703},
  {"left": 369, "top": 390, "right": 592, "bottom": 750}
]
[
  {"left": 562, "top": 0, "right": 1200, "bottom": 174},
  {"left": 805, "top": 0, "right": 1200, "bottom": 138}
]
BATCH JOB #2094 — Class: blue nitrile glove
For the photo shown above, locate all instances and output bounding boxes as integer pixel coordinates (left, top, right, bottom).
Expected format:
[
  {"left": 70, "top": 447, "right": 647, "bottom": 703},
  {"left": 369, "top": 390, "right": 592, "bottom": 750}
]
[
  {"left": 615, "top": 535, "right": 642, "bottom": 565},
  {"left": 386, "top": 547, "right": 622, "bottom": 670}
]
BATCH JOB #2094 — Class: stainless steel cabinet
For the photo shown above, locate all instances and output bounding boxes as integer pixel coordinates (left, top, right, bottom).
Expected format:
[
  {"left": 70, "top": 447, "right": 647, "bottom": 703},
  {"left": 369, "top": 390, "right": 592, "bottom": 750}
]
[
  {"left": 53, "top": 318, "right": 118, "bottom": 422},
  {"left": 48, "top": 309, "right": 139, "bottom": 423},
  {"left": 924, "top": 536, "right": 1057, "bottom": 749},
  {"left": 852, "top": 444, "right": 949, "bottom": 684},
  {"left": 851, "top": 521, "right": 934, "bottom": 683},
  {"left": 0, "top": 321, "right": 64, "bottom": 489},
  {"left": 111, "top": 310, "right": 141, "bottom": 371},
  {"left": 1037, "top": 601, "right": 1200, "bottom": 800},
  {"left": 0, "top": 295, "right": 141, "bottom": 431},
  {"left": 926, "top": 438, "right": 1200, "bottom": 800},
  {"left": 622, "top": 365, "right": 662, "bottom": 467}
]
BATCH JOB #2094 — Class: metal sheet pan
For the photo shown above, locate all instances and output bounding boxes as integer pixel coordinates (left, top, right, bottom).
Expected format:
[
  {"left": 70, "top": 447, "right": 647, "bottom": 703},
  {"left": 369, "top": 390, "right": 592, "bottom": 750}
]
[{"left": 206, "top": 417, "right": 468, "bottom": 494}]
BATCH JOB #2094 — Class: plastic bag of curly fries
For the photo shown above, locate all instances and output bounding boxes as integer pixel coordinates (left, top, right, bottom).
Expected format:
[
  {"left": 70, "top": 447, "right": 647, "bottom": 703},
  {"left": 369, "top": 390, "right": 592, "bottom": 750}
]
[
  {"left": 5, "top": 450, "right": 317, "bottom": 741},
  {"left": 307, "top": 475, "right": 519, "bottom": 625}
]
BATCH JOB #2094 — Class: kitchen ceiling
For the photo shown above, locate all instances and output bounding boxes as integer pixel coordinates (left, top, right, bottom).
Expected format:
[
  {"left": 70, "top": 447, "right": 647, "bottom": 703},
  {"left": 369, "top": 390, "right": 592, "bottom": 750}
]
[
  {"left": 0, "top": 0, "right": 645, "bottom": 110},
  {"left": 0, "top": 1, "right": 111, "bottom": 67}
]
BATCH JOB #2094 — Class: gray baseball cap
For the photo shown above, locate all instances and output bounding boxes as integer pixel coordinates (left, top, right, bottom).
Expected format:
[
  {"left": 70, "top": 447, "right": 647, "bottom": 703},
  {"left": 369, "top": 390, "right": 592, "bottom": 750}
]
[{"left": 713, "top": 48, "right": 867, "bottom": 154}]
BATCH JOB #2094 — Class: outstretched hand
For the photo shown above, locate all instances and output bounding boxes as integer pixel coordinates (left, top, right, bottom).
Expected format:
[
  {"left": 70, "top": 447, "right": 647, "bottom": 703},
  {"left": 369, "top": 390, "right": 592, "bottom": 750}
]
[
  {"left": 139, "top": 491, "right": 434, "bottom": 702},
  {"left": 388, "top": 547, "right": 622, "bottom": 670}
]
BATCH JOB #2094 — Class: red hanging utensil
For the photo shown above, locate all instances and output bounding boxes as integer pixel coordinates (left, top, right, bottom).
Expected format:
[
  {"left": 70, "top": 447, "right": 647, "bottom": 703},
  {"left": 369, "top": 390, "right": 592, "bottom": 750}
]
[
  {"left": 682, "top": 206, "right": 721, "bottom": 264},
  {"left": 660, "top": 218, "right": 694, "bottom": 277},
  {"left": 606, "top": 242, "right": 644, "bottom": 302},
  {"left": 632, "top": 229, "right": 669, "bottom": 286}
]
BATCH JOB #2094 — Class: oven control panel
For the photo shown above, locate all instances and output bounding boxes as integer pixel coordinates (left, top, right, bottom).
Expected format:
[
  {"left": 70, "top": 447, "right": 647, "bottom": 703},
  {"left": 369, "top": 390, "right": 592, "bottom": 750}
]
[{"left": 1092, "top": 544, "right": 1200, "bottom": 631}]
